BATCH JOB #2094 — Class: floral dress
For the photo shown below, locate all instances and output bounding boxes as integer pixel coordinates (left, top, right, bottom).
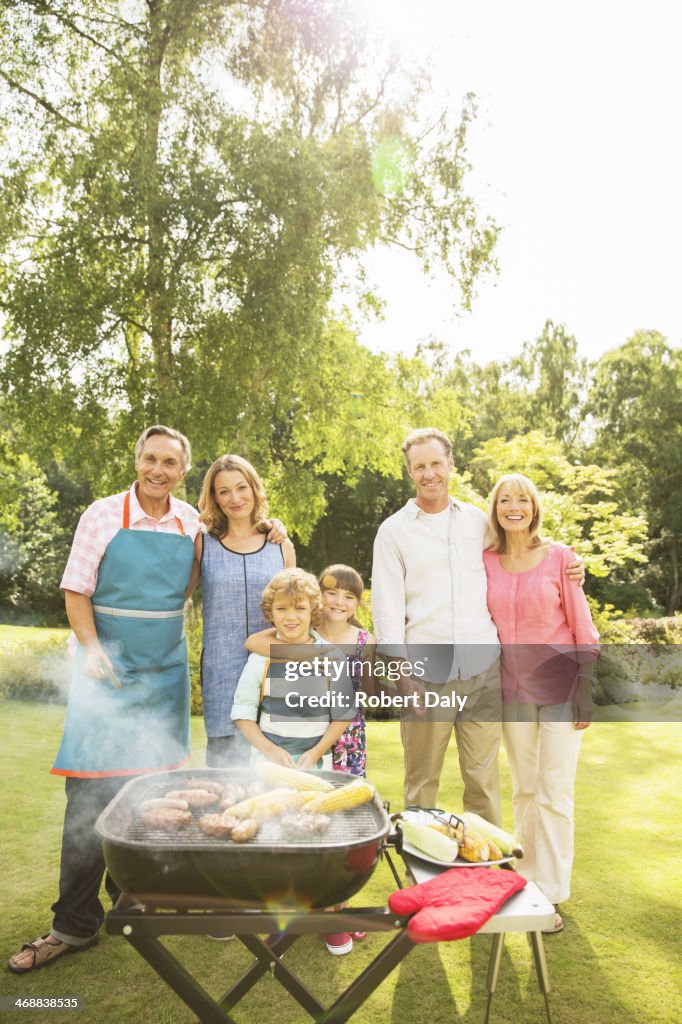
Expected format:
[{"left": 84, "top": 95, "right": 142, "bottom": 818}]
[{"left": 331, "top": 629, "right": 368, "bottom": 777}]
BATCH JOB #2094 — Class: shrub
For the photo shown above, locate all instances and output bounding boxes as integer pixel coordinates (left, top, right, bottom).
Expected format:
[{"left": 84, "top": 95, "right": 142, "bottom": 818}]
[
  {"left": 185, "top": 600, "right": 204, "bottom": 716},
  {"left": 0, "top": 627, "right": 70, "bottom": 702}
]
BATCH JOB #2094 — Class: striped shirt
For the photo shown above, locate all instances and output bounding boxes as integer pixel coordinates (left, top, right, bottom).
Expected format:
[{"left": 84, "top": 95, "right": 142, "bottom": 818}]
[{"left": 60, "top": 483, "right": 201, "bottom": 597}]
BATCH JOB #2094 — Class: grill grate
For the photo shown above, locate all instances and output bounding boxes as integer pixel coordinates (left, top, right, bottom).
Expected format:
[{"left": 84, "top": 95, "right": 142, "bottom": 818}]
[{"left": 113, "top": 769, "right": 384, "bottom": 849}]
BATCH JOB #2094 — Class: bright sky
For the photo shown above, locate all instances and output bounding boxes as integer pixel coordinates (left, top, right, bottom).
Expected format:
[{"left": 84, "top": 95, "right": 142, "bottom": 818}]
[{"left": 358, "top": 0, "right": 682, "bottom": 366}]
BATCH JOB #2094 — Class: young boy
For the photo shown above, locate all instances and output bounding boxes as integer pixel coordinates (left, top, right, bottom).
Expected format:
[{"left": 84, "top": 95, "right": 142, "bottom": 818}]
[{"left": 231, "top": 568, "right": 354, "bottom": 768}]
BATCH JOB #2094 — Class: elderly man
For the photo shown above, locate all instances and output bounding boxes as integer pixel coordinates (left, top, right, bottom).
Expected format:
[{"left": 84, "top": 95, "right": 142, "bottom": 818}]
[
  {"left": 372, "top": 427, "right": 582, "bottom": 822},
  {"left": 8, "top": 425, "right": 201, "bottom": 974}
]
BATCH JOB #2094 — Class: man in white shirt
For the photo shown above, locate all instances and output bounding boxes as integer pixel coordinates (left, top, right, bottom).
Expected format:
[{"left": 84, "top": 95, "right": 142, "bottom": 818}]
[{"left": 372, "top": 428, "right": 503, "bottom": 822}]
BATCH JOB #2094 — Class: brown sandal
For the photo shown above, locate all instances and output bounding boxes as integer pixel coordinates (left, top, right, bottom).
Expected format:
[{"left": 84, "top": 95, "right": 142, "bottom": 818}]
[{"left": 8, "top": 933, "right": 98, "bottom": 974}]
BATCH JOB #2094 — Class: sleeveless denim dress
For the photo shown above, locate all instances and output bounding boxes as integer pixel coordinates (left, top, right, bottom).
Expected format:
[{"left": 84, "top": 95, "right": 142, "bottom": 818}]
[{"left": 200, "top": 533, "right": 284, "bottom": 738}]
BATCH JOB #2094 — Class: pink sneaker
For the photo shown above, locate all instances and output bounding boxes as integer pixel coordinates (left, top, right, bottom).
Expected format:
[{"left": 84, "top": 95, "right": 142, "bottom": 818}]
[
  {"left": 349, "top": 931, "right": 367, "bottom": 942},
  {"left": 324, "top": 932, "right": 353, "bottom": 955}
]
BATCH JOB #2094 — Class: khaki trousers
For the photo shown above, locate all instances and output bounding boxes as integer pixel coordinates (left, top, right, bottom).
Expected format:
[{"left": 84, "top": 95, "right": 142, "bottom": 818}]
[
  {"left": 400, "top": 659, "right": 502, "bottom": 826},
  {"left": 502, "top": 698, "right": 583, "bottom": 905}
]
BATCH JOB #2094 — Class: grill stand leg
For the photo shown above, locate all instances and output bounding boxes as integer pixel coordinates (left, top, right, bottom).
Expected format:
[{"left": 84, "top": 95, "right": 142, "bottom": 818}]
[
  {"left": 217, "top": 933, "right": 299, "bottom": 1013},
  {"left": 483, "top": 933, "right": 504, "bottom": 1024},
  {"left": 108, "top": 908, "right": 413, "bottom": 1024},
  {"left": 125, "top": 934, "right": 234, "bottom": 1024},
  {"left": 529, "top": 931, "right": 553, "bottom": 1024},
  {"left": 315, "top": 931, "right": 416, "bottom": 1024},
  {"left": 227, "top": 935, "right": 325, "bottom": 1018}
]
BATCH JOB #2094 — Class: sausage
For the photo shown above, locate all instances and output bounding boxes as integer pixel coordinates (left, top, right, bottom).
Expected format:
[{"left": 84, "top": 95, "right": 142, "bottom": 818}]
[
  {"left": 197, "top": 813, "right": 240, "bottom": 839},
  {"left": 139, "top": 807, "right": 193, "bottom": 830},
  {"left": 165, "top": 789, "right": 220, "bottom": 808},
  {"left": 183, "top": 778, "right": 223, "bottom": 794},
  {"left": 219, "top": 782, "right": 246, "bottom": 808},
  {"left": 140, "top": 797, "right": 189, "bottom": 811}
]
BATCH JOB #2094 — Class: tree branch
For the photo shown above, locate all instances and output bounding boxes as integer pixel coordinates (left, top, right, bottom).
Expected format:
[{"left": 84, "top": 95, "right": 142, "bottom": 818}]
[
  {"left": 20, "top": 0, "right": 139, "bottom": 71},
  {"left": 0, "top": 68, "right": 87, "bottom": 131}
]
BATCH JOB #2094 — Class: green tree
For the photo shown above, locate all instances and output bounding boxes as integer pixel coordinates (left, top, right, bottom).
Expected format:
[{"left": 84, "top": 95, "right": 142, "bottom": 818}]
[
  {"left": 511, "top": 321, "right": 588, "bottom": 448},
  {"left": 402, "top": 323, "right": 587, "bottom": 473},
  {"left": 468, "top": 431, "right": 649, "bottom": 593},
  {"left": 587, "top": 331, "right": 682, "bottom": 613},
  {"left": 0, "top": 0, "right": 497, "bottom": 522},
  {"left": 0, "top": 435, "right": 69, "bottom": 621}
]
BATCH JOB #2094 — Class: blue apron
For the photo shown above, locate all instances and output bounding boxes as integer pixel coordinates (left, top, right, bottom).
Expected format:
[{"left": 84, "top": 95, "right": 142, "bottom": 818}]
[{"left": 52, "top": 492, "right": 195, "bottom": 777}]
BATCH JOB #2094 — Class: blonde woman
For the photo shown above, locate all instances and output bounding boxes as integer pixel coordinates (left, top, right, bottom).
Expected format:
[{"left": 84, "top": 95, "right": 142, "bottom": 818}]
[
  {"left": 483, "top": 473, "right": 599, "bottom": 934},
  {"left": 195, "top": 455, "right": 294, "bottom": 767}
]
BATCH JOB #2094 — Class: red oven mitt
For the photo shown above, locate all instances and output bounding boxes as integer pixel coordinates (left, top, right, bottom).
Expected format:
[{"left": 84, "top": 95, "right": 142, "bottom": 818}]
[{"left": 388, "top": 868, "right": 527, "bottom": 943}]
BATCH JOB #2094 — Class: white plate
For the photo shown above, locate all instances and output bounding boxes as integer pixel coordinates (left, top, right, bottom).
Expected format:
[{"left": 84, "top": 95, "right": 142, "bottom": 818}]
[{"left": 399, "top": 809, "right": 513, "bottom": 868}]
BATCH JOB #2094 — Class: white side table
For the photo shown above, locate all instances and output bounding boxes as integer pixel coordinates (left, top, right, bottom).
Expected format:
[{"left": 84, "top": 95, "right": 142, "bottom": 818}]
[{"left": 402, "top": 853, "right": 556, "bottom": 1024}]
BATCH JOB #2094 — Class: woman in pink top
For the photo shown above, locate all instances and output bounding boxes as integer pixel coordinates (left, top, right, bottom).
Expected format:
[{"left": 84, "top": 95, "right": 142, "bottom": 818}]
[{"left": 483, "top": 473, "right": 599, "bottom": 934}]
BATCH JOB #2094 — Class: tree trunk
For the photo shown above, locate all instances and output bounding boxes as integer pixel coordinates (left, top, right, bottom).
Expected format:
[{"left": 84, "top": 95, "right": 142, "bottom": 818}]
[
  {"left": 143, "top": 2, "right": 174, "bottom": 409},
  {"left": 667, "top": 535, "right": 679, "bottom": 615}
]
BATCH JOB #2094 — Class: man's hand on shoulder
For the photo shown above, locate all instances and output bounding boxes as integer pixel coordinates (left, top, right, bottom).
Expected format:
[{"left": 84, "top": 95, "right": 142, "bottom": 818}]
[
  {"left": 565, "top": 552, "right": 585, "bottom": 587},
  {"left": 261, "top": 518, "right": 287, "bottom": 544}
]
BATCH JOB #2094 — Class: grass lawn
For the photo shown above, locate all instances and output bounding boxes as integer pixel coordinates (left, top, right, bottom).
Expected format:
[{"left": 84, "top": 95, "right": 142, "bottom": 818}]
[
  {"left": 0, "top": 625, "right": 70, "bottom": 648},
  {"left": 1, "top": 700, "right": 680, "bottom": 1024}
]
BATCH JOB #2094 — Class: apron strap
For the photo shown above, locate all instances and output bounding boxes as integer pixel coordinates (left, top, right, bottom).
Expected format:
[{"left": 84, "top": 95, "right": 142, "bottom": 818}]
[
  {"left": 257, "top": 658, "right": 271, "bottom": 725},
  {"left": 257, "top": 658, "right": 334, "bottom": 725},
  {"left": 122, "top": 489, "right": 185, "bottom": 535}
]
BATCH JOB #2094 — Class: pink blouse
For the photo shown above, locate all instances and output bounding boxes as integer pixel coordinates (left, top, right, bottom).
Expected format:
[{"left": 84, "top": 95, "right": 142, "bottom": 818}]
[{"left": 483, "top": 543, "right": 599, "bottom": 704}]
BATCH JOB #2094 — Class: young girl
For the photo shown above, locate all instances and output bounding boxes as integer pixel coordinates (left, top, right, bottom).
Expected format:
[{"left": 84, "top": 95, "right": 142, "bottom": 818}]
[{"left": 245, "top": 564, "right": 375, "bottom": 777}]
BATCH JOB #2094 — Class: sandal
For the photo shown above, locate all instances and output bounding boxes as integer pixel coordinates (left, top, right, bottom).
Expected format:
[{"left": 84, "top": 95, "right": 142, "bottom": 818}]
[
  {"left": 542, "top": 906, "right": 564, "bottom": 934},
  {"left": 8, "top": 933, "right": 98, "bottom": 974}
]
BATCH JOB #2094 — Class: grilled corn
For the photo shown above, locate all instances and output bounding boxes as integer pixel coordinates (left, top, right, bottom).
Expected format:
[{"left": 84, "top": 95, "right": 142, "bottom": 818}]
[
  {"left": 304, "top": 779, "right": 375, "bottom": 816},
  {"left": 225, "top": 787, "right": 311, "bottom": 821},
  {"left": 428, "top": 820, "right": 464, "bottom": 842},
  {"left": 460, "top": 812, "right": 524, "bottom": 858},
  {"left": 457, "top": 831, "right": 490, "bottom": 863},
  {"left": 256, "top": 762, "right": 334, "bottom": 793}
]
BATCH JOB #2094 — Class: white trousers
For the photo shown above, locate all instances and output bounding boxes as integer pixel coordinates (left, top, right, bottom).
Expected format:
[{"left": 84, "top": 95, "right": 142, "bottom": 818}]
[{"left": 502, "top": 699, "right": 583, "bottom": 905}]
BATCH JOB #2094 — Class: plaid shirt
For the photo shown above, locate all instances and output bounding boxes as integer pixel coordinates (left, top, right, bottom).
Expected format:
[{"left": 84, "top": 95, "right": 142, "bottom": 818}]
[{"left": 60, "top": 483, "right": 201, "bottom": 597}]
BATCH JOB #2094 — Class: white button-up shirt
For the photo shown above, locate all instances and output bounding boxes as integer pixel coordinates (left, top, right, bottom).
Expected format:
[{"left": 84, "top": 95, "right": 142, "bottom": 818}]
[{"left": 371, "top": 497, "right": 499, "bottom": 682}]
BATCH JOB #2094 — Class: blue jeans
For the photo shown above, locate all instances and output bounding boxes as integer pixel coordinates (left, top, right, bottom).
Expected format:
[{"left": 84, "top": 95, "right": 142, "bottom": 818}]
[{"left": 51, "top": 776, "right": 128, "bottom": 944}]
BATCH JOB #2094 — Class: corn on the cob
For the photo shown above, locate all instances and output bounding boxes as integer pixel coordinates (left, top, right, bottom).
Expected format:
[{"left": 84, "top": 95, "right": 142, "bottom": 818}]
[
  {"left": 256, "top": 762, "right": 334, "bottom": 793},
  {"left": 457, "top": 830, "right": 490, "bottom": 863},
  {"left": 428, "top": 821, "right": 464, "bottom": 843},
  {"left": 304, "top": 779, "right": 375, "bottom": 816},
  {"left": 460, "top": 812, "right": 524, "bottom": 858},
  {"left": 487, "top": 840, "right": 504, "bottom": 861},
  {"left": 225, "top": 787, "right": 311, "bottom": 821}
]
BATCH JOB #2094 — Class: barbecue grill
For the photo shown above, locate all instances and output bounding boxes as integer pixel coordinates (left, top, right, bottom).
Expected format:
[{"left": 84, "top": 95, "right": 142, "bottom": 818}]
[
  {"left": 95, "top": 768, "right": 390, "bottom": 907},
  {"left": 100, "top": 770, "right": 556, "bottom": 1023}
]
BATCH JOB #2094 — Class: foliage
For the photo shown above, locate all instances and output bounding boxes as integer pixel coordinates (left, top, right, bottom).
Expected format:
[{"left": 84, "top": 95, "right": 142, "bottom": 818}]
[
  {"left": 0, "top": 624, "right": 69, "bottom": 700},
  {"left": 586, "top": 331, "right": 682, "bottom": 613},
  {"left": 0, "top": 436, "right": 70, "bottom": 621},
  {"left": 0, "top": 0, "right": 497, "bottom": 522},
  {"left": 423, "top": 322, "right": 589, "bottom": 467},
  {"left": 185, "top": 599, "right": 203, "bottom": 716},
  {"left": 468, "top": 430, "right": 649, "bottom": 582}
]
